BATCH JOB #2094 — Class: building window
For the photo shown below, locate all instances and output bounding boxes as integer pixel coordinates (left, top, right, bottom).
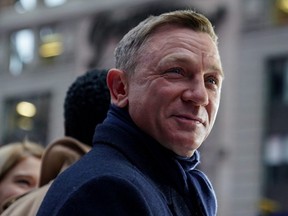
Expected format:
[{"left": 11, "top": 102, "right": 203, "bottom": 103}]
[
  {"left": 9, "top": 29, "right": 35, "bottom": 76},
  {"left": 0, "top": 0, "right": 68, "bottom": 12},
  {"left": 14, "top": 0, "right": 37, "bottom": 13},
  {"left": 272, "top": 0, "right": 288, "bottom": 25},
  {"left": 8, "top": 23, "right": 73, "bottom": 75},
  {"left": 43, "top": 0, "right": 66, "bottom": 7},
  {"left": 38, "top": 23, "right": 74, "bottom": 65},
  {"left": 2, "top": 91, "right": 51, "bottom": 145},
  {"left": 0, "top": 0, "right": 37, "bottom": 13},
  {"left": 38, "top": 25, "right": 64, "bottom": 61},
  {"left": 263, "top": 55, "right": 288, "bottom": 214},
  {"left": 242, "top": 0, "right": 288, "bottom": 30}
]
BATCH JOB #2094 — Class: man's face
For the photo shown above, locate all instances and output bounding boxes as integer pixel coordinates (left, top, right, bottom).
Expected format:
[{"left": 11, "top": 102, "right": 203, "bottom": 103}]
[{"left": 126, "top": 25, "right": 223, "bottom": 157}]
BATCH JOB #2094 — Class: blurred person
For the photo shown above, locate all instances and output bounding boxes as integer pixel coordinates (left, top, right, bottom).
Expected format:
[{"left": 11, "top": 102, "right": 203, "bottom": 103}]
[
  {"left": 0, "top": 140, "right": 44, "bottom": 213},
  {"left": 40, "top": 68, "right": 110, "bottom": 186},
  {"left": 64, "top": 68, "right": 110, "bottom": 146},
  {"left": 1, "top": 137, "right": 90, "bottom": 216},
  {"left": 1, "top": 68, "right": 110, "bottom": 215},
  {"left": 37, "top": 9, "right": 224, "bottom": 216}
]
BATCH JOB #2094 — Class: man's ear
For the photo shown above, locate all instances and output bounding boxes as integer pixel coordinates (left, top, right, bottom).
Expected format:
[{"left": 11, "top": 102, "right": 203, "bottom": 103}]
[{"left": 107, "top": 68, "right": 128, "bottom": 108}]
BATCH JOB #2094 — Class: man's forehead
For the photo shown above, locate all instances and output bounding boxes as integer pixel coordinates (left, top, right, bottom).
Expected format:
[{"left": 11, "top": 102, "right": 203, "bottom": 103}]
[{"left": 203, "top": 52, "right": 222, "bottom": 66}]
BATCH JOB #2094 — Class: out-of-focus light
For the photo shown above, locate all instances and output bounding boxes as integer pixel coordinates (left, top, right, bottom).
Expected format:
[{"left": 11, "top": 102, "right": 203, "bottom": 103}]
[
  {"left": 9, "top": 29, "right": 35, "bottom": 76},
  {"left": 44, "top": 0, "right": 66, "bottom": 7},
  {"left": 17, "top": 117, "right": 33, "bottom": 131},
  {"left": 277, "top": 0, "right": 288, "bottom": 13},
  {"left": 264, "top": 135, "right": 283, "bottom": 165},
  {"left": 258, "top": 198, "right": 279, "bottom": 213},
  {"left": 39, "top": 41, "right": 63, "bottom": 58},
  {"left": 15, "top": 0, "right": 37, "bottom": 13},
  {"left": 39, "top": 34, "right": 63, "bottom": 58},
  {"left": 16, "top": 101, "right": 37, "bottom": 117},
  {"left": 13, "top": 29, "right": 35, "bottom": 63}
]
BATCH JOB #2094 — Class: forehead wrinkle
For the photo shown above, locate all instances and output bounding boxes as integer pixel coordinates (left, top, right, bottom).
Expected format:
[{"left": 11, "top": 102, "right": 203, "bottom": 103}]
[
  {"left": 158, "top": 54, "right": 194, "bottom": 66},
  {"left": 145, "top": 29, "right": 208, "bottom": 54}
]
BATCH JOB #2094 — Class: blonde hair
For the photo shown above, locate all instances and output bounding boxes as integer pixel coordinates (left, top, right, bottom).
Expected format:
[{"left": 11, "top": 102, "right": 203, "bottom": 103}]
[
  {"left": 0, "top": 140, "right": 44, "bottom": 181},
  {"left": 114, "top": 9, "right": 217, "bottom": 76}
]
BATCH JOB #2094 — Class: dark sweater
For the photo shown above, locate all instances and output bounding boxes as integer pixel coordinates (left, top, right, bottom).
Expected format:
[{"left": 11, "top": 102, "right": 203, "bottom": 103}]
[{"left": 36, "top": 106, "right": 217, "bottom": 216}]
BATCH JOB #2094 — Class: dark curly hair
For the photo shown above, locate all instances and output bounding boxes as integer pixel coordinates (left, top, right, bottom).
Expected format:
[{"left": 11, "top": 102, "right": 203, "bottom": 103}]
[{"left": 64, "top": 68, "right": 110, "bottom": 146}]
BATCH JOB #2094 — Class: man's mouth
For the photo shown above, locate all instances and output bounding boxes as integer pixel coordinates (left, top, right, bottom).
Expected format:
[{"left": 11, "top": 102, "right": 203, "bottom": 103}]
[{"left": 173, "top": 114, "right": 204, "bottom": 125}]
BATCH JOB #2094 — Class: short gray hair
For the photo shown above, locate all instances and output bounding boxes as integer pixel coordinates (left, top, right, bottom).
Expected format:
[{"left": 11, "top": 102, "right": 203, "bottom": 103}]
[{"left": 114, "top": 9, "right": 217, "bottom": 76}]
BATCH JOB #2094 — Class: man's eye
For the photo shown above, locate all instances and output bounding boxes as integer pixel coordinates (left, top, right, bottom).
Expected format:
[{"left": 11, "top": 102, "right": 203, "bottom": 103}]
[
  {"left": 165, "top": 67, "right": 184, "bottom": 75},
  {"left": 206, "top": 76, "right": 218, "bottom": 85}
]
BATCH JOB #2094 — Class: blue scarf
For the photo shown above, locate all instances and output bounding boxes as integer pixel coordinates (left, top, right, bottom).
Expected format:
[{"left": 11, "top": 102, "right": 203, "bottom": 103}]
[
  {"left": 96, "top": 105, "right": 217, "bottom": 216},
  {"left": 175, "top": 153, "right": 217, "bottom": 215}
]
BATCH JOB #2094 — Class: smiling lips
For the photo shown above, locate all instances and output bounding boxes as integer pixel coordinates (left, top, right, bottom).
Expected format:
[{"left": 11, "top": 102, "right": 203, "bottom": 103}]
[{"left": 173, "top": 114, "right": 204, "bottom": 125}]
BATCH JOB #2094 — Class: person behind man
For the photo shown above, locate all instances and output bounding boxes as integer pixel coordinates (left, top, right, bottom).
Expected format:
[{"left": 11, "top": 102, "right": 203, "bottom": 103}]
[
  {"left": 63, "top": 68, "right": 110, "bottom": 145},
  {"left": 39, "top": 68, "right": 110, "bottom": 186},
  {"left": 38, "top": 68, "right": 110, "bottom": 186},
  {"left": 0, "top": 140, "right": 44, "bottom": 213},
  {"left": 1, "top": 68, "right": 110, "bottom": 215},
  {"left": 37, "top": 9, "right": 224, "bottom": 216}
]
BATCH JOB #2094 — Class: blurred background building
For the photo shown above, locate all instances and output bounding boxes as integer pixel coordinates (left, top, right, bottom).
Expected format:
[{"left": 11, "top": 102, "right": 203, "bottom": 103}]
[{"left": 1, "top": 0, "right": 288, "bottom": 215}]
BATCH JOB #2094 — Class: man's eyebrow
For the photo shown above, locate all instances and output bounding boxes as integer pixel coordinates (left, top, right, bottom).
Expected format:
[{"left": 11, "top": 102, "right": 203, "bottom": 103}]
[
  {"left": 158, "top": 53, "right": 224, "bottom": 78},
  {"left": 203, "top": 53, "right": 224, "bottom": 78},
  {"left": 158, "top": 53, "right": 205, "bottom": 68},
  {"left": 208, "top": 65, "right": 224, "bottom": 78}
]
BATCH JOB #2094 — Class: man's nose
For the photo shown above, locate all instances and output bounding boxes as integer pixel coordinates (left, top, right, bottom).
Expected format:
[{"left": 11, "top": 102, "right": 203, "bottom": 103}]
[{"left": 181, "top": 79, "right": 209, "bottom": 106}]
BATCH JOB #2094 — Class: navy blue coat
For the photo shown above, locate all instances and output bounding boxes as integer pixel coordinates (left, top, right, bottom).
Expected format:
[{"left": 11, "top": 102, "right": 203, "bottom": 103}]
[{"left": 37, "top": 107, "right": 216, "bottom": 216}]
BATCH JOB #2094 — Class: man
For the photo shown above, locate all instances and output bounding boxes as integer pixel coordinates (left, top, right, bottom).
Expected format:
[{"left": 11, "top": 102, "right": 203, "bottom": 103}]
[{"left": 37, "top": 9, "right": 224, "bottom": 216}]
